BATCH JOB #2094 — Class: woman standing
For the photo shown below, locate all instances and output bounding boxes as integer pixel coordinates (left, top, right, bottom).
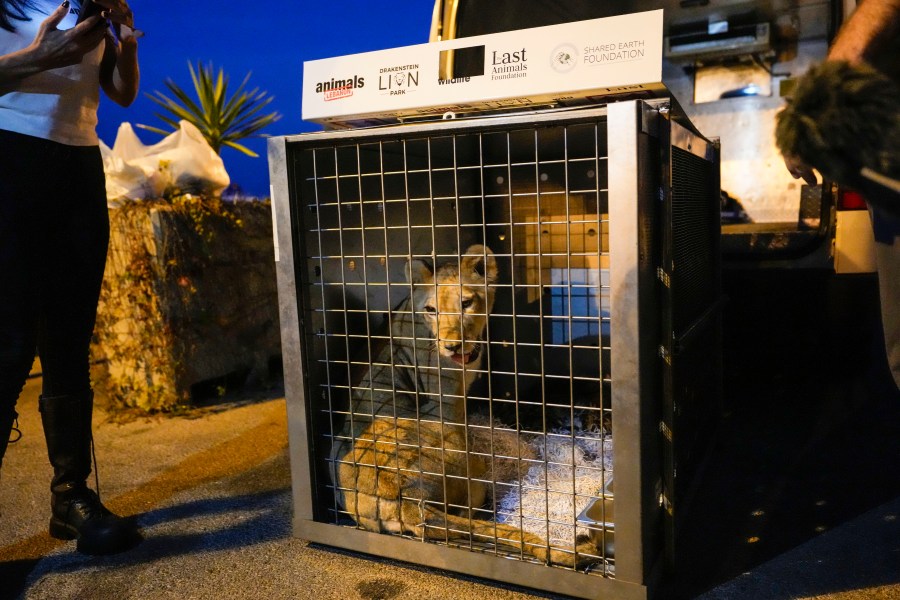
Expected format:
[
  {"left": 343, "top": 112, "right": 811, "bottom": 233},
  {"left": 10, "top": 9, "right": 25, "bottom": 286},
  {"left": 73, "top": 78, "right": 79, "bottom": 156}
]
[{"left": 0, "top": 0, "right": 140, "bottom": 554}]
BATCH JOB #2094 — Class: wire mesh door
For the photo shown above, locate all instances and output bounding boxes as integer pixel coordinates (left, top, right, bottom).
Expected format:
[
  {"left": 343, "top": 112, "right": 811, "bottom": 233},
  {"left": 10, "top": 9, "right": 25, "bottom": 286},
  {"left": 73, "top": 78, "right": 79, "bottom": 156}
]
[{"left": 270, "top": 101, "right": 716, "bottom": 599}]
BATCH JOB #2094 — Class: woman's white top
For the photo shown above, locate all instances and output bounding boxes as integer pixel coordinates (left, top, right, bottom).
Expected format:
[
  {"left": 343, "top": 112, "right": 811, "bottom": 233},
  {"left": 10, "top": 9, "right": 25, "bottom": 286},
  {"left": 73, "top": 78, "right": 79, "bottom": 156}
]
[{"left": 0, "top": 0, "right": 104, "bottom": 146}]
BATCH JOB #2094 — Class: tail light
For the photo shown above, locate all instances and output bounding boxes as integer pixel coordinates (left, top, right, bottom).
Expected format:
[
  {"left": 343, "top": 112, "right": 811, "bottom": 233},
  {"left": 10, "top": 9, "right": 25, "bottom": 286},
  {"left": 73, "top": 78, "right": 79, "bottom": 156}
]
[{"left": 838, "top": 188, "right": 867, "bottom": 210}]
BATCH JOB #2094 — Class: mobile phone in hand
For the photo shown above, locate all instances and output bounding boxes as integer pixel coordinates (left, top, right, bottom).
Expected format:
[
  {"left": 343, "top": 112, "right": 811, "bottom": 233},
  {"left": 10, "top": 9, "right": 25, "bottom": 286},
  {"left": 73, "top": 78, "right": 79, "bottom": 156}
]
[{"left": 75, "top": 0, "right": 104, "bottom": 24}]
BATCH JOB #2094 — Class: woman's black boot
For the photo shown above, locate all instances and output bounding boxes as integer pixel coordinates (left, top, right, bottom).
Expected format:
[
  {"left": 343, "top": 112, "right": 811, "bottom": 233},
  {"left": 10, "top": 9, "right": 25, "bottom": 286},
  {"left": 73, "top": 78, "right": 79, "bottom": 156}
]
[
  {"left": 39, "top": 392, "right": 140, "bottom": 555},
  {"left": 1, "top": 405, "right": 17, "bottom": 468}
]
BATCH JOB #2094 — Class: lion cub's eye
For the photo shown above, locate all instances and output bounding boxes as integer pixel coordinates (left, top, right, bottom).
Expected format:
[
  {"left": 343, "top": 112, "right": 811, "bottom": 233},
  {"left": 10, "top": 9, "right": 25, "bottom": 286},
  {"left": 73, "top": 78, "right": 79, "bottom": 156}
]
[
  {"left": 461, "top": 298, "right": 474, "bottom": 310},
  {"left": 423, "top": 305, "right": 437, "bottom": 314}
]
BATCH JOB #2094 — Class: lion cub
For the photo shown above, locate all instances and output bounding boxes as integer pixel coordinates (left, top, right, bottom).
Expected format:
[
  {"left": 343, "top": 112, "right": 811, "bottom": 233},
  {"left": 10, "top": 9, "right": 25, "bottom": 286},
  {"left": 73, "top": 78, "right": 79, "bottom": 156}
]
[{"left": 330, "top": 244, "right": 597, "bottom": 567}]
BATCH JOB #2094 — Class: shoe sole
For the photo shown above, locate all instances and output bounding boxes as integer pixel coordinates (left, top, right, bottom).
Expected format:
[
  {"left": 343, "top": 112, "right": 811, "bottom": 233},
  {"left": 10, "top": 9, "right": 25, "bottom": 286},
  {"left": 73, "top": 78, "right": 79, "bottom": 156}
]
[
  {"left": 49, "top": 516, "right": 139, "bottom": 555},
  {"left": 48, "top": 517, "right": 78, "bottom": 541}
]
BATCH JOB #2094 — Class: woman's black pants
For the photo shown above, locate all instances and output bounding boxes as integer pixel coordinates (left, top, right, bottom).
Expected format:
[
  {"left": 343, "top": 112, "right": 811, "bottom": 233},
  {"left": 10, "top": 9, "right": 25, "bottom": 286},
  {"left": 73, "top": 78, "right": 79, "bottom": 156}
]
[{"left": 0, "top": 129, "right": 109, "bottom": 465}]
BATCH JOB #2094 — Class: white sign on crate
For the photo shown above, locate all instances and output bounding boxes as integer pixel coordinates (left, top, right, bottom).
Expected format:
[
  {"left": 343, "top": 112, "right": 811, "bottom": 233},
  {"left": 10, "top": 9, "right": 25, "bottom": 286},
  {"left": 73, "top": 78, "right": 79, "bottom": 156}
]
[{"left": 302, "top": 10, "right": 665, "bottom": 128}]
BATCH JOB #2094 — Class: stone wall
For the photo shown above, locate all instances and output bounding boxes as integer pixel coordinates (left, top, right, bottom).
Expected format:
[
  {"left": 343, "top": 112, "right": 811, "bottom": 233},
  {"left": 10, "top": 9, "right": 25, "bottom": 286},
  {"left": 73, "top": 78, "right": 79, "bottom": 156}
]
[{"left": 92, "top": 197, "right": 281, "bottom": 412}]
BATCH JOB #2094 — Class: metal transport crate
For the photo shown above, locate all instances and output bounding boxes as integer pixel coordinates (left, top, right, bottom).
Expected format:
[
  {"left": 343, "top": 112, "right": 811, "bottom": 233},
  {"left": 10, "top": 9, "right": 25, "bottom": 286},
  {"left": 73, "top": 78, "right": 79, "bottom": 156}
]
[{"left": 268, "top": 99, "right": 721, "bottom": 599}]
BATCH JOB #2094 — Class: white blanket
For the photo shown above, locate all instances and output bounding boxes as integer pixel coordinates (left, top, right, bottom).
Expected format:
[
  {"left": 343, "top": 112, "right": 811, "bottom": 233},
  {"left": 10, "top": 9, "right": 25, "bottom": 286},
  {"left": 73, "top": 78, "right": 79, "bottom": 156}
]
[{"left": 495, "top": 428, "right": 613, "bottom": 548}]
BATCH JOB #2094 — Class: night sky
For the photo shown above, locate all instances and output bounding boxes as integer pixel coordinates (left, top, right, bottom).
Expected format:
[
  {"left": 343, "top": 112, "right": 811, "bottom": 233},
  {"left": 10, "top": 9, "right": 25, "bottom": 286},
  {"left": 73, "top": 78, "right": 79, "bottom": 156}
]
[{"left": 97, "top": 1, "right": 435, "bottom": 197}]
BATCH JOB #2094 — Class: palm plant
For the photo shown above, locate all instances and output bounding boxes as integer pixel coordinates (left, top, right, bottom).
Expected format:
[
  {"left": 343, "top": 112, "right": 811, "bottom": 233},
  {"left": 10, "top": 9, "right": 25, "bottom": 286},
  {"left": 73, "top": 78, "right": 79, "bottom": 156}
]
[{"left": 139, "top": 61, "right": 281, "bottom": 157}]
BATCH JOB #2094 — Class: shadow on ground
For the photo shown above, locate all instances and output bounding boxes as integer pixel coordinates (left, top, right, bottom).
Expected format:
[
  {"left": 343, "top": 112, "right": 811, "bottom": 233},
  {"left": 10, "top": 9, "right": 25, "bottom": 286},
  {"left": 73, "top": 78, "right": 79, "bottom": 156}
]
[
  {"left": 668, "top": 270, "right": 900, "bottom": 599},
  {"left": 7, "top": 451, "right": 292, "bottom": 600}
]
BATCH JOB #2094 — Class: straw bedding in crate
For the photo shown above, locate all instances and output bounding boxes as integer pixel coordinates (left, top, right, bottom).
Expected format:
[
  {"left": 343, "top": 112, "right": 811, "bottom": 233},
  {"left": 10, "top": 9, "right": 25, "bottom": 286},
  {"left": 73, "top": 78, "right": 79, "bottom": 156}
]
[
  {"left": 469, "top": 415, "right": 613, "bottom": 548},
  {"left": 498, "top": 428, "right": 612, "bottom": 547}
]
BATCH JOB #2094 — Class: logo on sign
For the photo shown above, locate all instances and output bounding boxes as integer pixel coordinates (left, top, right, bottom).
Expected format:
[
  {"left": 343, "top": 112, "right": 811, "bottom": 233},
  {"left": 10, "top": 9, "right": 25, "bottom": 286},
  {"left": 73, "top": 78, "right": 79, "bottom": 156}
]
[
  {"left": 550, "top": 43, "right": 579, "bottom": 73},
  {"left": 491, "top": 47, "right": 528, "bottom": 81},
  {"left": 378, "top": 64, "right": 420, "bottom": 96},
  {"left": 315, "top": 76, "right": 365, "bottom": 101}
]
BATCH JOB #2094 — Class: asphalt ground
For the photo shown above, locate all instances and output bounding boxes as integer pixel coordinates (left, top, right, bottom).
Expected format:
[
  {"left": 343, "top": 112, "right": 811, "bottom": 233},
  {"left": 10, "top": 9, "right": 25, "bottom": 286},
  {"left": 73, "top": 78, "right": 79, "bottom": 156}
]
[
  {"left": 0, "top": 375, "right": 567, "bottom": 600},
  {"left": 1, "top": 270, "right": 899, "bottom": 600}
]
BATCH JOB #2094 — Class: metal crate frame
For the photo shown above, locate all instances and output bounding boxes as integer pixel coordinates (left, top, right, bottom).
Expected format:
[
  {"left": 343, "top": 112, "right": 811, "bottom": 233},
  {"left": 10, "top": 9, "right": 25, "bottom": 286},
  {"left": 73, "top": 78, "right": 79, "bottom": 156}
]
[{"left": 268, "top": 100, "right": 720, "bottom": 600}]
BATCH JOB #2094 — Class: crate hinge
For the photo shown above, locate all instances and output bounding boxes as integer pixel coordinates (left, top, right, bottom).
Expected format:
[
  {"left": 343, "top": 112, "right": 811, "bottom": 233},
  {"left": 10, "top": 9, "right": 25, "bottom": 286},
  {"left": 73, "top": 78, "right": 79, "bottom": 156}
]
[
  {"left": 659, "top": 420, "right": 673, "bottom": 442},
  {"left": 658, "top": 345, "right": 672, "bottom": 365},
  {"left": 657, "top": 267, "right": 671, "bottom": 288},
  {"left": 639, "top": 103, "right": 661, "bottom": 138}
]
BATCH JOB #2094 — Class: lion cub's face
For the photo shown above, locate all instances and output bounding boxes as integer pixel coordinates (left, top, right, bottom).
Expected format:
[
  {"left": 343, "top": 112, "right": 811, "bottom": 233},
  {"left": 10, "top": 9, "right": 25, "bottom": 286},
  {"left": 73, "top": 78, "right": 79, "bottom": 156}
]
[{"left": 406, "top": 245, "right": 497, "bottom": 365}]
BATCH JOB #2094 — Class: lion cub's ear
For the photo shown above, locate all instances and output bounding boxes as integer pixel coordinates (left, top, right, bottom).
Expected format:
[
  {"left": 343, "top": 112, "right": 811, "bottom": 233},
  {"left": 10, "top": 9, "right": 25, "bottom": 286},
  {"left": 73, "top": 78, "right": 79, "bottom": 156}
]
[
  {"left": 405, "top": 258, "right": 434, "bottom": 284},
  {"left": 461, "top": 245, "right": 498, "bottom": 284}
]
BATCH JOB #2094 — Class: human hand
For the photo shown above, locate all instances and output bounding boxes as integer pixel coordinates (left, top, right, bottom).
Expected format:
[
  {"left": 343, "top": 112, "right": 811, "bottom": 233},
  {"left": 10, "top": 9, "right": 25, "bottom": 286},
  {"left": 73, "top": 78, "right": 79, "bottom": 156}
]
[
  {"left": 26, "top": 1, "right": 108, "bottom": 71},
  {"left": 783, "top": 152, "right": 819, "bottom": 186},
  {"left": 92, "top": 0, "right": 142, "bottom": 41}
]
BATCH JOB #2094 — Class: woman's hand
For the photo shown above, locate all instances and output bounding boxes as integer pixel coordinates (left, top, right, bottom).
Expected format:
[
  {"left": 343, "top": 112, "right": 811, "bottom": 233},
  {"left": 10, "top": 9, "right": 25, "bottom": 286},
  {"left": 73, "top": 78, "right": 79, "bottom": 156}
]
[
  {"left": 783, "top": 153, "right": 819, "bottom": 187},
  {"left": 97, "top": 0, "right": 140, "bottom": 107},
  {"left": 25, "top": 2, "right": 109, "bottom": 71},
  {"left": 0, "top": 1, "right": 108, "bottom": 86},
  {"left": 92, "top": 0, "right": 140, "bottom": 41}
]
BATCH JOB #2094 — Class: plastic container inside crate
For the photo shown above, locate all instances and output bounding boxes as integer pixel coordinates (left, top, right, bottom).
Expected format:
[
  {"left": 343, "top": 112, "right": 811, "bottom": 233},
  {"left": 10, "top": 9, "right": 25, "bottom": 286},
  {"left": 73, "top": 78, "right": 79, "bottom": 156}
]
[{"left": 577, "top": 478, "right": 616, "bottom": 558}]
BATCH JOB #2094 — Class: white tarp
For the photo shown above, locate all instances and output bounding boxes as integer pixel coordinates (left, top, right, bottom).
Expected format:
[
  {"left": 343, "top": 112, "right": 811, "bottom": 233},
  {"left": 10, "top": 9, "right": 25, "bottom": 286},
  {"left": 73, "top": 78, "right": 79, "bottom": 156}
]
[{"left": 100, "top": 120, "right": 230, "bottom": 203}]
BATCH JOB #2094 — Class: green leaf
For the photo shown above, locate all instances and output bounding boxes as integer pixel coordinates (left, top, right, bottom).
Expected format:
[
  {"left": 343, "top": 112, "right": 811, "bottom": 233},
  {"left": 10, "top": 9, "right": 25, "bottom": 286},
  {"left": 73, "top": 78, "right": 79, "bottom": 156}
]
[
  {"left": 134, "top": 123, "right": 171, "bottom": 136},
  {"left": 142, "top": 61, "right": 281, "bottom": 158},
  {"left": 222, "top": 140, "right": 260, "bottom": 157}
]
